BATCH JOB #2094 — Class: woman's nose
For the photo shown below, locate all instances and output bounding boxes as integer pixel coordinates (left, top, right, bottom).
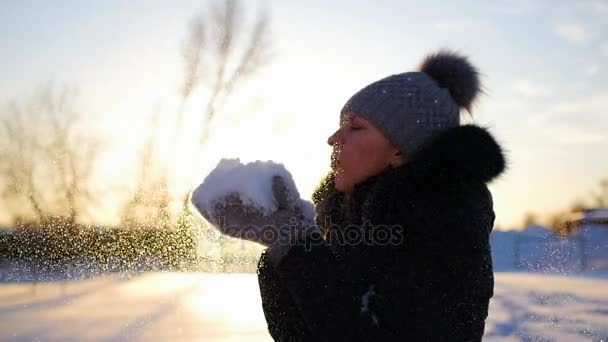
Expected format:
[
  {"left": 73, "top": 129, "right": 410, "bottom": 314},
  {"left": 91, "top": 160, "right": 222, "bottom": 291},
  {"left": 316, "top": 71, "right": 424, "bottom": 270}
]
[{"left": 327, "top": 129, "right": 342, "bottom": 146}]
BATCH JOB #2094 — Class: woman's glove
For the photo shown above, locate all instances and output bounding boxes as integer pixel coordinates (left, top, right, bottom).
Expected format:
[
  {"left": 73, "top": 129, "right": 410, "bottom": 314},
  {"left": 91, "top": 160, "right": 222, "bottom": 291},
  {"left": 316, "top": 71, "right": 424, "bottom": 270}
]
[{"left": 193, "top": 175, "right": 317, "bottom": 247}]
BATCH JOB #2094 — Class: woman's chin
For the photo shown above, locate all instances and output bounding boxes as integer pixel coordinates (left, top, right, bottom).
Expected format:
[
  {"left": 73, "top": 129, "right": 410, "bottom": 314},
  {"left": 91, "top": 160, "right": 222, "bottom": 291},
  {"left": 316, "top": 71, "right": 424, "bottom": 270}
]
[{"left": 333, "top": 176, "right": 352, "bottom": 193}]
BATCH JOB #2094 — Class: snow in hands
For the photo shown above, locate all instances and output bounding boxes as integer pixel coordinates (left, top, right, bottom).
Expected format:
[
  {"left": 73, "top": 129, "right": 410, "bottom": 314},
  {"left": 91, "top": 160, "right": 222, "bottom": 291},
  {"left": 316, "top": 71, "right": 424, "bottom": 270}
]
[
  {"left": 190, "top": 158, "right": 317, "bottom": 247},
  {"left": 191, "top": 158, "right": 314, "bottom": 224}
]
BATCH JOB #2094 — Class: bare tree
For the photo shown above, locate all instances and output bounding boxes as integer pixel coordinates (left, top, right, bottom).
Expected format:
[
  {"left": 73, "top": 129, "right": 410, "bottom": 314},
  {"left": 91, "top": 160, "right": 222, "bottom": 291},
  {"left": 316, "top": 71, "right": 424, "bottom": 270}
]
[
  {"left": 177, "top": 14, "right": 206, "bottom": 133},
  {"left": 0, "top": 85, "right": 101, "bottom": 225},
  {"left": 547, "top": 212, "right": 571, "bottom": 236},
  {"left": 592, "top": 178, "right": 608, "bottom": 207},
  {"left": 40, "top": 87, "right": 100, "bottom": 223},
  {"left": 121, "top": 0, "right": 273, "bottom": 231},
  {"left": 0, "top": 101, "right": 46, "bottom": 220},
  {"left": 120, "top": 112, "right": 171, "bottom": 229},
  {"left": 179, "top": 0, "right": 272, "bottom": 144},
  {"left": 522, "top": 212, "right": 538, "bottom": 228}
]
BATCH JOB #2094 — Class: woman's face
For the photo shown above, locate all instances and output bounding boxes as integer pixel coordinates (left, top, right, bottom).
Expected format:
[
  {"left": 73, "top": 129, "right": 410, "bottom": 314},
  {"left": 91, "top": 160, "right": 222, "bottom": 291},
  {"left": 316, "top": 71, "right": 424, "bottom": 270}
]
[{"left": 328, "top": 113, "right": 404, "bottom": 193}]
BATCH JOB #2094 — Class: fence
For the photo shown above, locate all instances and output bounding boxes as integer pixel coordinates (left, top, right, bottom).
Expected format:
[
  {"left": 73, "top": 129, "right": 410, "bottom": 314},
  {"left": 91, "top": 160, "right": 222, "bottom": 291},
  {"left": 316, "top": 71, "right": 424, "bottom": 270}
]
[{"left": 491, "top": 229, "right": 608, "bottom": 273}]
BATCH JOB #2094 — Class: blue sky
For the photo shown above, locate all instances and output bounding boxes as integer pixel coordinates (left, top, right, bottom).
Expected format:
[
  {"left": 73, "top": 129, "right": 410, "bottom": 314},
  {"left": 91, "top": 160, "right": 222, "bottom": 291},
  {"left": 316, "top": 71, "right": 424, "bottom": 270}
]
[{"left": 0, "top": 0, "right": 607, "bottom": 228}]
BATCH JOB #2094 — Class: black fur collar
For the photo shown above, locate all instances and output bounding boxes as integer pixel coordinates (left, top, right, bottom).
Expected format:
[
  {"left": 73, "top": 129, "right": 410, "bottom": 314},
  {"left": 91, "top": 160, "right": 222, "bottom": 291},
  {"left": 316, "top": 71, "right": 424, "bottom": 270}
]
[{"left": 405, "top": 124, "right": 506, "bottom": 184}]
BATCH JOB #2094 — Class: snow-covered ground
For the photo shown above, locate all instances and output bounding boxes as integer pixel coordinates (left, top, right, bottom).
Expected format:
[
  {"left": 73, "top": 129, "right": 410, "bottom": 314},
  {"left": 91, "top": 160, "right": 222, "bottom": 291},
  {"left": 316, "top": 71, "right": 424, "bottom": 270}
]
[
  {"left": 485, "top": 272, "right": 608, "bottom": 341},
  {"left": 0, "top": 272, "right": 606, "bottom": 341}
]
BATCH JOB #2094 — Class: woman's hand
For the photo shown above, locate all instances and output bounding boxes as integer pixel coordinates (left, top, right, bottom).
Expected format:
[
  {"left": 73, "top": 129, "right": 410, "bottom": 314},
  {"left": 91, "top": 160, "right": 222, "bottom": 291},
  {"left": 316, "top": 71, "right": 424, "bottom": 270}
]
[{"left": 194, "top": 176, "right": 316, "bottom": 246}]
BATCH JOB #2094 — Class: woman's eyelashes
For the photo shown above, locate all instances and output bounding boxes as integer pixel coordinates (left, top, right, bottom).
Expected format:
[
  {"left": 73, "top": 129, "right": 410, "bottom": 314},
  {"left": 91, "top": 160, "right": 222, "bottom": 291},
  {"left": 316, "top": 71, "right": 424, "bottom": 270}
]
[{"left": 346, "top": 123, "right": 363, "bottom": 131}]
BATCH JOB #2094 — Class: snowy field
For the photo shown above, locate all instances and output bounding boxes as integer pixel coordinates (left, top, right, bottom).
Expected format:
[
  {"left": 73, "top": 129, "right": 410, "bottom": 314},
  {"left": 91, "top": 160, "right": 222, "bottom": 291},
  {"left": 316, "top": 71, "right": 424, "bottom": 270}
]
[
  {"left": 485, "top": 273, "right": 608, "bottom": 341},
  {"left": 0, "top": 272, "right": 606, "bottom": 341}
]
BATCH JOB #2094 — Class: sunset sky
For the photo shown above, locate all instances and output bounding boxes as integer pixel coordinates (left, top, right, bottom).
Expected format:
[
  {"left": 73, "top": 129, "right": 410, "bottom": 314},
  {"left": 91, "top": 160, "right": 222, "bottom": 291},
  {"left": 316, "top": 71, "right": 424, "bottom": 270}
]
[{"left": 1, "top": 0, "right": 607, "bottom": 228}]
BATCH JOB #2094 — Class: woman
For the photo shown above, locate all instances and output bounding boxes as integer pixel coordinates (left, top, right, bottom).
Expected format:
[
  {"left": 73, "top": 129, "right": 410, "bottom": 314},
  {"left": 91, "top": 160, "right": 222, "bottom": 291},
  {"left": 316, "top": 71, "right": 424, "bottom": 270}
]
[{"left": 196, "top": 50, "right": 506, "bottom": 341}]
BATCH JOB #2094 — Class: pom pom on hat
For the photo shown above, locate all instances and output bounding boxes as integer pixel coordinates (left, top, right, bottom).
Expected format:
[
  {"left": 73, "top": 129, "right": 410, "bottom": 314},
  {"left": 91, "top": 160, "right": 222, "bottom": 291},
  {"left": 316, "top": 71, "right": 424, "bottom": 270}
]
[{"left": 419, "top": 50, "right": 481, "bottom": 112}]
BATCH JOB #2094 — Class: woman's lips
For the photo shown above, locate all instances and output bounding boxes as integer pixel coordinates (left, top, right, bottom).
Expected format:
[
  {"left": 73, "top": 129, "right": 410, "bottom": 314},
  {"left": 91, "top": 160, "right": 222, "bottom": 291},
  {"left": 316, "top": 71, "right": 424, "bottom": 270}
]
[
  {"left": 331, "top": 161, "right": 343, "bottom": 173},
  {"left": 330, "top": 150, "right": 340, "bottom": 170}
]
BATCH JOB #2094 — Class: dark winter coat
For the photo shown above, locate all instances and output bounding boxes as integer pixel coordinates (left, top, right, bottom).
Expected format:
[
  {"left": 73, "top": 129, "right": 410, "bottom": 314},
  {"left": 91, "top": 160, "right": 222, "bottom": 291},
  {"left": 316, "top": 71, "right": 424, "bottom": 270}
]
[{"left": 257, "top": 124, "right": 506, "bottom": 341}]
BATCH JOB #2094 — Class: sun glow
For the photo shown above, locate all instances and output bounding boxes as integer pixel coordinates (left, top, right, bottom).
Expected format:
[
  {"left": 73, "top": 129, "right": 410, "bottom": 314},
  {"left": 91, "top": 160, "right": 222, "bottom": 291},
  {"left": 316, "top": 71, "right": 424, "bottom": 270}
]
[{"left": 184, "top": 274, "right": 267, "bottom": 332}]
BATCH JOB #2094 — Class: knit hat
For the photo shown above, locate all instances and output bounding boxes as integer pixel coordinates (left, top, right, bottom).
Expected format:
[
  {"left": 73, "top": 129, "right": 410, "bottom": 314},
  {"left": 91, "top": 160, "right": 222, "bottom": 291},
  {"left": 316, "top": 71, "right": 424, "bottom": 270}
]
[{"left": 340, "top": 50, "right": 481, "bottom": 159}]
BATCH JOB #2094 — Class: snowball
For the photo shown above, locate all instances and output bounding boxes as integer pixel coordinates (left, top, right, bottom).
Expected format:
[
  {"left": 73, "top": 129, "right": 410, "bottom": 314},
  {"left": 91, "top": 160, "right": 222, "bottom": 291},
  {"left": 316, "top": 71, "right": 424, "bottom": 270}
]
[{"left": 191, "top": 158, "right": 312, "bottom": 219}]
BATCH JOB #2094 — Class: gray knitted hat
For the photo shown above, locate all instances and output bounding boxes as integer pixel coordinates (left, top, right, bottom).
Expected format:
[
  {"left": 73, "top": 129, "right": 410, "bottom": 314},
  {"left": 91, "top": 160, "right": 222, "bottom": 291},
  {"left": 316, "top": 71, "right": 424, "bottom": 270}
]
[{"left": 340, "top": 50, "right": 481, "bottom": 159}]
